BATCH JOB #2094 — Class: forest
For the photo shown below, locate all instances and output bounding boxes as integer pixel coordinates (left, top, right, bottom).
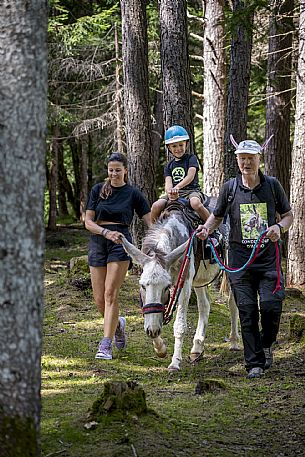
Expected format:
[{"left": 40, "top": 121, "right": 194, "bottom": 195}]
[{"left": 0, "top": 1, "right": 305, "bottom": 456}]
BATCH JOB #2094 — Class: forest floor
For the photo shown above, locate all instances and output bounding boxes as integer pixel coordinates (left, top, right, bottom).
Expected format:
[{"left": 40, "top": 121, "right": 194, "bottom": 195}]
[{"left": 42, "top": 225, "right": 305, "bottom": 457}]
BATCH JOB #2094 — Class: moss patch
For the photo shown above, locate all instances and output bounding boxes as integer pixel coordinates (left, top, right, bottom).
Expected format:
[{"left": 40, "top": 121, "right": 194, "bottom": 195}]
[
  {"left": 0, "top": 415, "right": 37, "bottom": 457},
  {"left": 289, "top": 314, "right": 305, "bottom": 343}
]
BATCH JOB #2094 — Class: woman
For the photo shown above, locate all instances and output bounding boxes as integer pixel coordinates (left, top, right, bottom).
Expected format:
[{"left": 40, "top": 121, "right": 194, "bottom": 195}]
[{"left": 85, "top": 152, "right": 151, "bottom": 360}]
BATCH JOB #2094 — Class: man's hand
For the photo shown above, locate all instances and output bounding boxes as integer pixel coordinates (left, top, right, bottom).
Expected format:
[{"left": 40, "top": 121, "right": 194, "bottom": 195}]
[
  {"left": 265, "top": 224, "right": 281, "bottom": 243},
  {"left": 196, "top": 225, "right": 209, "bottom": 240}
]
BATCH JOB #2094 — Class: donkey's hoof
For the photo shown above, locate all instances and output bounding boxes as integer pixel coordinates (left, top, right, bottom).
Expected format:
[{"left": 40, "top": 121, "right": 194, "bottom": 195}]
[
  {"left": 153, "top": 341, "right": 167, "bottom": 358},
  {"left": 167, "top": 364, "right": 180, "bottom": 372},
  {"left": 189, "top": 352, "right": 203, "bottom": 364},
  {"left": 229, "top": 343, "right": 240, "bottom": 351},
  {"left": 155, "top": 348, "right": 167, "bottom": 358}
]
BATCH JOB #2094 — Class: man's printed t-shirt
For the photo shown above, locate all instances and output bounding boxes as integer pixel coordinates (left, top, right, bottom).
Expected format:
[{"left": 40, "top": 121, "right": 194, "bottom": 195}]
[
  {"left": 164, "top": 154, "right": 200, "bottom": 190},
  {"left": 86, "top": 183, "right": 150, "bottom": 226},
  {"left": 213, "top": 172, "right": 291, "bottom": 270}
]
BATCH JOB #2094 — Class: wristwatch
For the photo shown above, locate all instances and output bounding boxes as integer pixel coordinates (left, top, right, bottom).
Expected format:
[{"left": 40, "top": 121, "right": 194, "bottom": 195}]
[{"left": 276, "top": 223, "right": 285, "bottom": 235}]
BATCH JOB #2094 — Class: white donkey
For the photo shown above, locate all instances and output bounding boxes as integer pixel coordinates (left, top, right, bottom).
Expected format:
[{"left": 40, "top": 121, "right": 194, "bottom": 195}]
[{"left": 122, "top": 209, "right": 239, "bottom": 372}]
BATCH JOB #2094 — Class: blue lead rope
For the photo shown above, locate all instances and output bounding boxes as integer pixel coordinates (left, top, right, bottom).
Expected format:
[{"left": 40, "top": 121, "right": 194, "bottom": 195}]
[{"left": 207, "top": 229, "right": 269, "bottom": 273}]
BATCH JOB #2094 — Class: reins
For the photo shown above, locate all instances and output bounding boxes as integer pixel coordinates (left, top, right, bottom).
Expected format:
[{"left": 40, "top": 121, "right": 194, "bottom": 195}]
[
  {"left": 164, "top": 229, "right": 282, "bottom": 324},
  {"left": 163, "top": 230, "right": 198, "bottom": 325}
]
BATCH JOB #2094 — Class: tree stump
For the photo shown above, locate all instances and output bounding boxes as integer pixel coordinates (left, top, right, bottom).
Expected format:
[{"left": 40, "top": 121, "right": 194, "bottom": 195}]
[
  {"left": 289, "top": 314, "right": 305, "bottom": 343},
  {"left": 90, "top": 381, "right": 147, "bottom": 423},
  {"left": 194, "top": 378, "right": 227, "bottom": 395}
]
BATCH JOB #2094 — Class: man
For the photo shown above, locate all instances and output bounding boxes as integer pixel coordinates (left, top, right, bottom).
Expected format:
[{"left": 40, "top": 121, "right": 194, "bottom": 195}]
[{"left": 197, "top": 137, "right": 293, "bottom": 379}]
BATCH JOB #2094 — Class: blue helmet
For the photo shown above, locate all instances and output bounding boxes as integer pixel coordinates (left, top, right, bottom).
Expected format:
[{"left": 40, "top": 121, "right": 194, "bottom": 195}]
[{"left": 164, "top": 125, "right": 190, "bottom": 145}]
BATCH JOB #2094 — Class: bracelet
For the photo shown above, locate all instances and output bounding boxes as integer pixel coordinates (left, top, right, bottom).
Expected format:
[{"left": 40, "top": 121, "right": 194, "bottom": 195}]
[
  {"left": 100, "top": 228, "right": 110, "bottom": 237},
  {"left": 275, "top": 223, "right": 285, "bottom": 235}
]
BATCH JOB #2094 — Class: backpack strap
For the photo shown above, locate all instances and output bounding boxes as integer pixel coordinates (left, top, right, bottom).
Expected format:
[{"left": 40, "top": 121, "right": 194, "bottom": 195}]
[
  {"left": 265, "top": 176, "right": 278, "bottom": 208},
  {"left": 223, "top": 177, "right": 237, "bottom": 222}
]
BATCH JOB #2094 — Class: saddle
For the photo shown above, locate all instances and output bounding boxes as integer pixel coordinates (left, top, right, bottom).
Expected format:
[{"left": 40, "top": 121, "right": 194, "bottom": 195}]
[{"left": 161, "top": 198, "right": 224, "bottom": 272}]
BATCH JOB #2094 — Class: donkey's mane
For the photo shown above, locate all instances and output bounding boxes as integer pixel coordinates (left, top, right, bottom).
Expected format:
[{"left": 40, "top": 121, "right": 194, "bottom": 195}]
[{"left": 142, "top": 212, "right": 189, "bottom": 263}]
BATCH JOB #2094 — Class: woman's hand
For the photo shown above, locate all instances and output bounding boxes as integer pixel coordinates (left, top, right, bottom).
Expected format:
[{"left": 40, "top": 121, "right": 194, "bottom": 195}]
[{"left": 104, "top": 230, "right": 123, "bottom": 244}]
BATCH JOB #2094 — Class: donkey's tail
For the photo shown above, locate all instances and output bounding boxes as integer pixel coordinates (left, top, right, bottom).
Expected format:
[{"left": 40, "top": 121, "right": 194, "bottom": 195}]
[{"left": 219, "top": 272, "right": 230, "bottom": 296}]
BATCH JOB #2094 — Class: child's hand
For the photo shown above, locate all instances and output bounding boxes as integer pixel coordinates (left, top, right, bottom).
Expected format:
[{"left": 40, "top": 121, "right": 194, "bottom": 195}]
[{"left": 168, "top": 188, "right": 179, "bottom": 201}]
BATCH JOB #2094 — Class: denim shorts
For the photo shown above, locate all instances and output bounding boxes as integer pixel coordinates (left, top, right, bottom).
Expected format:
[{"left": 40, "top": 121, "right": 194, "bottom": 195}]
[{"left": 88, "top": 224, "right": 132, "bottom": 267}]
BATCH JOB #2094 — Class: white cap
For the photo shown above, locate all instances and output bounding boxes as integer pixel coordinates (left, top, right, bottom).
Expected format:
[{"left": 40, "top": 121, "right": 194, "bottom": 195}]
[{"left": 234, "top": 140, "right": 262, "bottom": 155}]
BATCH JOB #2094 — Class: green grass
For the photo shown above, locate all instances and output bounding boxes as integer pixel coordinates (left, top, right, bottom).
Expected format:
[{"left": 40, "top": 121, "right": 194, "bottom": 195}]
[{"left": 42, "top": 227, "right": 305, "bottom": 457}]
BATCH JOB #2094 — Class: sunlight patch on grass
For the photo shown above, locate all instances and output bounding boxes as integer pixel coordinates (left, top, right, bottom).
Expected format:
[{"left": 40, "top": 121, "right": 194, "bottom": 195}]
[{"left": 42, "top": 355, "right": 87, "bottom": 369}]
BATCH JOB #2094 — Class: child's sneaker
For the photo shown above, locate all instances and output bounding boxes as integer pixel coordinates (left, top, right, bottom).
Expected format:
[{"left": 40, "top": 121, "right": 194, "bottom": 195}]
[
  {"left": 114, "top": 317, "right": 126, "bottom": 350},
  {"left": 95, "top": 337, "right": 112, "bottom": 360}
]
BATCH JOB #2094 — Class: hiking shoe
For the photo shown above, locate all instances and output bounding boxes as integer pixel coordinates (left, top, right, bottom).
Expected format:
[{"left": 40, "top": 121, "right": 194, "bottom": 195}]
[
  {"left": 247, "top": 367, "right": 264, "bottom": 379},
  {"left": 114, "top": 317, "right": 126, "bottom": 350},
  {"left": 95, "top": 338, "right": 112, "bottom": 360},
  {"left": 263, "top": 347, "right": 273, "bottom": 369}
]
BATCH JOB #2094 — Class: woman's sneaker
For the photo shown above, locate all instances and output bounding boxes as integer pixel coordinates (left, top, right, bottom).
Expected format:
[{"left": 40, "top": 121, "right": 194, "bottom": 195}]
[
  {"left": 95, "top": 337, "right": 112, "bottom": 360},
  {"left": 114, "top": 317, "right": 126, "bottom": 350},
  {"left": 263, "top": 347, "right": 273, "bottom": 369},
  {"left": 247, "top": 367, "right": 264, "bottom": 379}
]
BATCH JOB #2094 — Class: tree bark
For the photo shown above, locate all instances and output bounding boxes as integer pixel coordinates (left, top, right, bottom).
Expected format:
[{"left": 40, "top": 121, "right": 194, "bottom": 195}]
[
  {"left": 48, "top": 125, "right": 59, "bottom": 230},
  {"left": 203, "top": 0, "right": 226, "bottom": 195},
  {"left": 159, "top": 0, "right": 195, "bottom": 153},
  {"left": 79, "top": 137, "right": 89, "bottom": 224},
  {"left": 224, "top": 1, "right": 254, "bottom": 181},
  {"left": 115, "top": 22, "right": 125, "bottom": 153},
  {"left": 57, "top": 137, "right": 69, "bottom": 218},
  {"left": 121, "top": 0, "right": 156, "bottom": 247},
  {"left": 287, "top": 0, "right": 305, "bottom": 287},
  {"left": 0, "top": 1, "right": 47, "bottom": 455},
  {"left": 264, "top": 0, "right": 293, "bottom": 196}
]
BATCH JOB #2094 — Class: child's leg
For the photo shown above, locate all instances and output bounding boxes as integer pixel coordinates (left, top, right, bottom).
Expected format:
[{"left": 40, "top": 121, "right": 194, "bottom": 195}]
[
  {"left": 189, "top": 196, "right": 210, "bottom": 222},
  {"left": 151, "top": 198, "right": 167, "bottom": 223}
]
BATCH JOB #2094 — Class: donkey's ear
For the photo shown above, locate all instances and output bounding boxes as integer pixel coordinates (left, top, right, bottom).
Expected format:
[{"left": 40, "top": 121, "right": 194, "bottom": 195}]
[
  {"left": 230, "top": 134, "right": 239, "bottom": 149},
  {"left": 164, "top": 240, "right": 188, "bottom": 268},
  {"left": 121, "top": 236, "right": 151, "bottom": 266}
]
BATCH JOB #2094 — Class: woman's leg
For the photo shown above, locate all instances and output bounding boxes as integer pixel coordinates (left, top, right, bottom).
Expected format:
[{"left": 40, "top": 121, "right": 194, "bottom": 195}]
[
  {"left": 90, "top": 266, "right": 107, "bottom": 315},
  {"left": 104, "top": 261, "right": 129, "bottom": 338}
]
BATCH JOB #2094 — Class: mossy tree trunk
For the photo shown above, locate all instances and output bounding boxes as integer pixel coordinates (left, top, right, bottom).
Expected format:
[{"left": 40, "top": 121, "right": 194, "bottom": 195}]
[
  {"left": 159, "top": 0, "right": 195, "bottom": 154},
  {"left": 287, "top": 0, "right": 305, "bottom": 287},
  {"left": 223, "top": 0, "right": 254, "bottom": 182},
  {"left": 264, "top": 0, "right": 293, "bottom": 196},
  {"left": 121, "top": 0, "right": 156, "bottom": 247},
  {"left": 203, "top": 0, "right": 226, "bottom": 194},
  {"left": 0, "top": 1, "right": 47, "bottom": 455}
]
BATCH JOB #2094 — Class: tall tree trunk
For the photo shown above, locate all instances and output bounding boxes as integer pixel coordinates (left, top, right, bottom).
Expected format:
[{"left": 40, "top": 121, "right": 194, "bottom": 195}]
[
  {"left": 151, "top": 84, "right": 164, "bottom": 183},
  {"left": 287, "top": 0, "right": 305, "bottom": 287},
  {"left": 115, "top": 22, "right": 125, "bottom": 153},
  {"left": 223, "top": 1, "right": 254, "bottom": 181},
  {"left": 121, "top": 0, "right": 155, "bottom": 247},
  {"left": 159, "top": 0, "right": 195, "bottom": 153},
  {"left": 264, "top": 0, "right": 293, "bottom": 196},
  {"left": 203, "top": 0, "right": 226, "bottom": 195},
  {"left": 69, "top": 137, "right": 81, "bottom": 219},
  {"left": 79, "top": 137, "right": 89, "bottom": 224},
  {"left": 0, "top": 1, "right": 47, "bottom": 455},
  {"left": 48, "top": 125, "right": 59, "bottom": 230},
  {"left": 57, "top": 138, "right": 69, "bottom": 218}
]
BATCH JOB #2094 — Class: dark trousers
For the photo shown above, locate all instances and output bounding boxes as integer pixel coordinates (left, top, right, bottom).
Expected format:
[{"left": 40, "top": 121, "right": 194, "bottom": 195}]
[{"left": 229, "top": 269, "right": 284, "bottom": 371}]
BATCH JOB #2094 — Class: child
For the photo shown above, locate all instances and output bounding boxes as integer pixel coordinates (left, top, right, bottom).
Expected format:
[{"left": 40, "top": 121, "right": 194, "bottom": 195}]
[{"left": 151, "top": 125, "right": 210, "bottom": 223}]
